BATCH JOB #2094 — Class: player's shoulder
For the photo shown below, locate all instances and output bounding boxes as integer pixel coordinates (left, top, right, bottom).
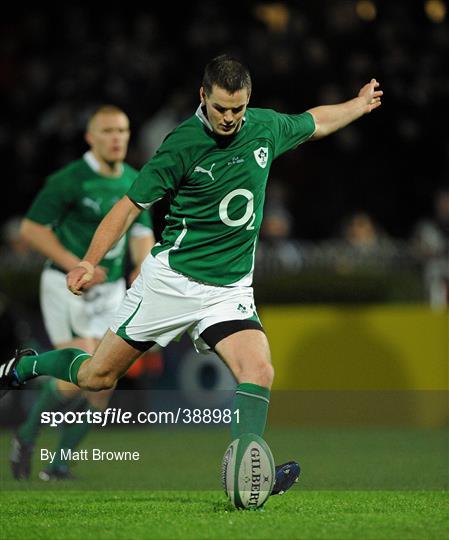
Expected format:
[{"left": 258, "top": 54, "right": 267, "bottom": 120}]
[
  {"left": 247, "top": 107, "right": 311, "bottom": 124},
  {"left": 244, "top": 108, "right": 281, "bottom": 138},
  {"left": 246, "top": 107, "right": 315, "bottom": 139},
  {"left": 247, "top": 107, "right": 279, "bottom": 122},
  {"left": 122, "top": 162, "right": 139, "bottom": 178},
  {"left": 162, "top": 113, "right": 208, "bottom": 149},
  {"left": 45, "top": 158, "right": 88, "bottom": 186}
]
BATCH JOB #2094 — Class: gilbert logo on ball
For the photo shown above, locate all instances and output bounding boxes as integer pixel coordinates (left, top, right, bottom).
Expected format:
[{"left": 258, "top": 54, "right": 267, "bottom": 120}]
[{"left": 222, "top": 433, "right": 275, "bottom": 509}]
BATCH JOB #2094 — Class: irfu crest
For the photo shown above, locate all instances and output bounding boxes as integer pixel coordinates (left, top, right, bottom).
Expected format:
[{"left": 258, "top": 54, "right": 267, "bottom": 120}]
[{"left": 253, "top": 147, "right": 268, "bottom": 168}]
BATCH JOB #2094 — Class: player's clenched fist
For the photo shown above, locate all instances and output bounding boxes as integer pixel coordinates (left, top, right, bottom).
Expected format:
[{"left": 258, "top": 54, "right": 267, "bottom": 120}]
[{"left": 67, "top": 261, "right": 107, "bottom": 295}]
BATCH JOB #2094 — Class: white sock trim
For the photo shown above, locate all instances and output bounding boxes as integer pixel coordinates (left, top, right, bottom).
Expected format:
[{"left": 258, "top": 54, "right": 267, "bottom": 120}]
[
  {"left": 68, "top": 353, "right": 90, "bottom": 384},
  {"left": 235, "top": 390, "right": 270, "bottom": 404}
]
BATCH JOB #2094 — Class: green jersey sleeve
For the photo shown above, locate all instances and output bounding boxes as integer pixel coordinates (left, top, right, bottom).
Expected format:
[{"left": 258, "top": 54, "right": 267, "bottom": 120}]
[
  {"left": 26, "top": 171, "right": 76, "bottom": 225},
  {"left": 127, "top": 135, "right": 187, "bottom": 209},
  {"left": 269, "top": 110, "right": 316, "bottom": 159}
]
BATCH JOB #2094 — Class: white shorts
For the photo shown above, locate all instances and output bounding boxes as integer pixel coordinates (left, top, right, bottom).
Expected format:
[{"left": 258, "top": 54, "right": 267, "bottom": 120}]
[
  {"left": 110, "top": 255, "right": 259, "bottom": 352},
  {"left": 40, "top": 267, "right": 126, "bottom": 345}
]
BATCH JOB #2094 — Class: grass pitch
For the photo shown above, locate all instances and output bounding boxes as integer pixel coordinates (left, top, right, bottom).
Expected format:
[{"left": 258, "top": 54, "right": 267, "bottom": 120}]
[
  {"left": 0, "top": 426, "right": 448, "bottom": 539},
  {"left": 2, "top": 489, "right": 448, "bottom": 540}
]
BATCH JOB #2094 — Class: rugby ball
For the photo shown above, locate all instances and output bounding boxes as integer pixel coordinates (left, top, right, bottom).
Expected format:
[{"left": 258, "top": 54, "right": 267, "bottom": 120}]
[{"left": 221, "top": 433, "right": 275, "bottom": 509}]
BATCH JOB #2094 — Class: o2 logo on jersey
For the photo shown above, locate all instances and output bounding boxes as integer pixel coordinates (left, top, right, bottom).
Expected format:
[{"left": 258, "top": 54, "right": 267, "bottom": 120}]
[
  {"left": 253, "top": 147, "right": 268, "bottom": 168},
  {"left": 219, "top": 189, "right": 255, "bottom": 230}
]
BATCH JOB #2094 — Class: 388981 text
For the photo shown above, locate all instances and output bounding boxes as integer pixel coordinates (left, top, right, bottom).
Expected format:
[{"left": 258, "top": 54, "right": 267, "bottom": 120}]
[{"left": 181, "top": 408, "right": 239, "bottom": 424}]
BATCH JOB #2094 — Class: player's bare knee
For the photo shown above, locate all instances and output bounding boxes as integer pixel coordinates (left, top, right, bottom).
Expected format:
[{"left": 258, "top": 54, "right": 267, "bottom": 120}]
[
  {"left": 240, "top": 360, "right": 274, "bottom": 388},
  {"left": 258, "top": 361, "right": 274, "bottom": 387},
  {"left": 84, "top": 370, "right": 117, "bottom": 392}
]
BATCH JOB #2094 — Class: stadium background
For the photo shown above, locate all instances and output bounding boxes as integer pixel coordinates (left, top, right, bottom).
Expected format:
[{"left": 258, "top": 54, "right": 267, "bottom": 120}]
[
  {"left": 0, "top": 2, "right": 447, "bottom": 532},
  {"left": 1, "top": 1, "right": 447, "bottom": 238}
]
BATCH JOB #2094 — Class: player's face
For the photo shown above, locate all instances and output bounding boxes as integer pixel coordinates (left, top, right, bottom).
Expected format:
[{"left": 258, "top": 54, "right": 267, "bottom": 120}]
[
  {"left": 200, "top": 85, "right": 250, "bottom": 137},
  {"left": 86, "top": 112, "right": 130, "bottom": 164}
]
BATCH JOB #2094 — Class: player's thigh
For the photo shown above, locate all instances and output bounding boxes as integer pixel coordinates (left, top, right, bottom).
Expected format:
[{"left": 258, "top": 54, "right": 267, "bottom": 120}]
[
  {"left": 110, "top": 261, "right": 202, "bottom": 348},
  {"left": 214, "top": 329, "right": 272, "bottom": 370},
  {"left": 192, "top": 282, "right": 262, "bottom": 352},
  {"left": 193, "top": 286, "right": 273, "bottom": 384}
]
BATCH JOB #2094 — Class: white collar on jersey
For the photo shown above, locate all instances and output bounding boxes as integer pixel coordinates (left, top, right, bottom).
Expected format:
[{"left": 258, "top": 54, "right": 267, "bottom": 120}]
[
  {"left": 83, "top": 151, "right": 124, "bottom": 175},
  {"left": 195, "top": 105, "right": 246, "bottom": 133}
]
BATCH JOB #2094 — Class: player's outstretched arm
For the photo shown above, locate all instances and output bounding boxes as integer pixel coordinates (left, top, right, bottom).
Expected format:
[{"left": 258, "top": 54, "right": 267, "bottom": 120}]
[
  {"left": 307, "top": 79, "right": 383, "bottom": 140},
  {"left": 67, "top": 195, "right": 142, "bottom": 295}
]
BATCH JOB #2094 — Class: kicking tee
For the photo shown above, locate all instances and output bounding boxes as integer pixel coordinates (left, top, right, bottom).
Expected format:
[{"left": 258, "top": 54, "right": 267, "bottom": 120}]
[
  {"left": 27, "top": 152, "right": 153, "bottom": 282},
  {"left": 128, "top": 106, "right": 315, "bottom": 286}
]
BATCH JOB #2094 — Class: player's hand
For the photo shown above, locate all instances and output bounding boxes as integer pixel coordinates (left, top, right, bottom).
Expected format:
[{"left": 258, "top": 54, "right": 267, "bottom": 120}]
[
  {"left": 82, "top": 266, "right": 108, "bottom": 290},
  {"left": 358, "top": 78, "right": 383, "bottom": 113},
  {"left": 66, "top": 262, "right": 106, "bottom": 295}
]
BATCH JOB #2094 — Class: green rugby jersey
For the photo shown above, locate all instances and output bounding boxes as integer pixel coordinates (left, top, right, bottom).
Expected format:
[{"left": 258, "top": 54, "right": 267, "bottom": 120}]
[
  {"left": 129, "top": 106, "right": 315, "bottom": 286},
  {"left": 27, "top": 152, "right": 153, "bottom": 282}
]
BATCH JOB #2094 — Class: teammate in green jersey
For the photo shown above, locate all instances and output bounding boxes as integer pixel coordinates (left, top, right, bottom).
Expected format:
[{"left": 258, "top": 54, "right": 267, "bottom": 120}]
[
  {"left": 9, "top": 105, "right": 155, "bottom": 480},
  {"left": 2, "top": 55, "right": 382, "bottom": 495}
]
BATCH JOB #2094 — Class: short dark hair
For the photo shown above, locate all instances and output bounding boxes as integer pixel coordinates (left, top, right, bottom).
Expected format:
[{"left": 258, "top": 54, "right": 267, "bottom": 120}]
[{"left": 202, "top": 54, "right": 252, "bottom": 96}]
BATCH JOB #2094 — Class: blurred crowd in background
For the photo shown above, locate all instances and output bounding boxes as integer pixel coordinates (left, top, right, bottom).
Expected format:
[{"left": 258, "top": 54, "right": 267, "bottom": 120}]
[{"left": 0, "top": 0, "right": 448, "bottom": 309}]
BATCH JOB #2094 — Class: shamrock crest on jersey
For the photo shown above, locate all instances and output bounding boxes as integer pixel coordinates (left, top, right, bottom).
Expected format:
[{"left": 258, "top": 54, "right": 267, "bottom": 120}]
[
  {"left": 194, "top": 163, "right": 216, "bottom": 181},
  {"left": 253, "top": 147, "right": 268, "bottom": 168}
]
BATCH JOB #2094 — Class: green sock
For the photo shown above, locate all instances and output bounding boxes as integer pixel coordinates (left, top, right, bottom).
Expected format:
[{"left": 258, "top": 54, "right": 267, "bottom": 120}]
[
  {"left": 15, "top": 348, "right": 90, "bottom": 385},
  {"left": 231, "top": 382, "right": 270, "bottom": 439},
  {"left": 51, "top": 403, "right": 98, "bottom": 470},
  {"left": 17, "top": 379, "right": 72, "bottom": 445}
]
